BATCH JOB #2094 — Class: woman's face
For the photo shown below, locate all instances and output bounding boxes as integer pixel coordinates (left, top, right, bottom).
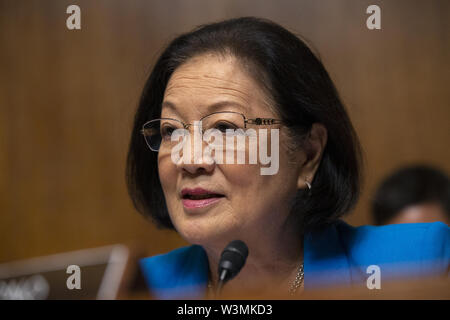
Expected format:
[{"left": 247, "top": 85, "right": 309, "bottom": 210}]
[{"left": 158, "top": 53, "right": 305, "bottom": 245}]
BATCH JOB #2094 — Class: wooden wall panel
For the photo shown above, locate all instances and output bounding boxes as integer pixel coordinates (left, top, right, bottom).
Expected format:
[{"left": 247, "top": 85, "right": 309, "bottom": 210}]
[{"left": 0, "top": 0, "right": 449, "bottom": 262}]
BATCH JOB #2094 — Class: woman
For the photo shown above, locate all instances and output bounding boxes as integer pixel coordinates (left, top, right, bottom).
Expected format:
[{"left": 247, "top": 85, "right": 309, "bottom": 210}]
[{"left": 126, "top": 17, "right": 449, "bottom": 299}]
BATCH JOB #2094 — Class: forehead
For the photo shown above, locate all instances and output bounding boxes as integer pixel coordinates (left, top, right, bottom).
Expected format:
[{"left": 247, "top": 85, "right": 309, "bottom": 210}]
[{"left": 162, "top": 54, "right": 272, "bottom": 117}]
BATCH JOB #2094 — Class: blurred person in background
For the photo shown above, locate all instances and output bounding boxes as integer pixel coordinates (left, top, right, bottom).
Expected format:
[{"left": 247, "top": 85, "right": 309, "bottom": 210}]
[{"left": 372, "top": 165, "right": 450, "bottom": 226}]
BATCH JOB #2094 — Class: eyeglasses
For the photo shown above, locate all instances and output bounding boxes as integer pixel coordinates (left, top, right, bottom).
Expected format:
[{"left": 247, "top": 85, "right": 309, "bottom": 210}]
[{"left": 141, "top": 111, "right": 282, "bottom": 152}]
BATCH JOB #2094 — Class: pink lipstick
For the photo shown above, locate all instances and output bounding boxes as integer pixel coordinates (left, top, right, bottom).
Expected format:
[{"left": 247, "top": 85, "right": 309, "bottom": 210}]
[{"left": 180, "top": 187, "right": 225, "bottom": 209}]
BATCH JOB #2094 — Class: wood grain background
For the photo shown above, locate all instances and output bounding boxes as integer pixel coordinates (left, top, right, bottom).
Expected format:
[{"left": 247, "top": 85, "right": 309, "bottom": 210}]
[{"left": 1, "top": 0, "right": 449, "bottom": 263}]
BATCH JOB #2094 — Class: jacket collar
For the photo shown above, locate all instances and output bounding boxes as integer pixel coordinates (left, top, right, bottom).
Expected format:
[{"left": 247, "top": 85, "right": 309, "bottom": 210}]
[{"left": 303, "top": 221, "right": 353, "bottom": 288}]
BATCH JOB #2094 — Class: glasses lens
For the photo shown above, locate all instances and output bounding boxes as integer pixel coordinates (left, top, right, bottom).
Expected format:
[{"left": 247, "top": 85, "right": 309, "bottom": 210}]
[
  {"left": 142, "top": 113, "right": 246, "bottom": 152},
  {"left": 201, "top": 111, "right": 245, "bottom": 132},
  {"left": 142, "top": 119, "right": 184, "bottom": 151},
  {"left": 198, "top": 112, "right": 245, "bottom": 149}
]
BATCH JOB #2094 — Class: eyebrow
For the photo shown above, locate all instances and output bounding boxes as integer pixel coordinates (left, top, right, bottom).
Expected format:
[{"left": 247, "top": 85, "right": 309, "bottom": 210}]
[{"left": 161, "top": 100, "right": 249, "bottom": 115}]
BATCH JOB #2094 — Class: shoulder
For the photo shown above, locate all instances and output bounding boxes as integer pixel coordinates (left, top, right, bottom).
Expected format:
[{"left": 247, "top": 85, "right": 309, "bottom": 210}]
[
  {"left": 139, "top": 245, "right": 209, "bottom": 299},
  {"left": 336, "top": 220, "right": 450, "bottom": 258},
  {"left": 335, "top": 221, "right": 450, "bottom": 277},
  {"left": 140, "top": 244, "right": 206, "bottom": 271}
]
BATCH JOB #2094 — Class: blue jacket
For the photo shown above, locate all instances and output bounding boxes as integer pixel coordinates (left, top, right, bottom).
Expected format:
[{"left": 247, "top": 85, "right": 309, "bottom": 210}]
[{"left": 140, "top": 221, "right": 450, "bottom": 299}]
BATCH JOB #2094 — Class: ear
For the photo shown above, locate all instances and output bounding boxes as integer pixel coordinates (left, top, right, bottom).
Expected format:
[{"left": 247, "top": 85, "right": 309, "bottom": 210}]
[{"left": 296, "top": 123, "right": 328, "bottom": 189}]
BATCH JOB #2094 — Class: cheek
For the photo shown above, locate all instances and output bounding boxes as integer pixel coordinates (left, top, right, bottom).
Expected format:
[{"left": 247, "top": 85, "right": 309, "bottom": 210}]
[
  {"left": 221, "top": 163, "right": 277, "bottom": 214},
  {"left": 158, "top": 156, "right": 186, "bottom": 225},
  {"left": 158, "top": 155, "right": 178, "bottom": 197},
  {"left": 221, "top": 163, "right": 260, "bottom": 192},
  {"left": 222, "top": 154, "right": 298, "bottom": 213}
]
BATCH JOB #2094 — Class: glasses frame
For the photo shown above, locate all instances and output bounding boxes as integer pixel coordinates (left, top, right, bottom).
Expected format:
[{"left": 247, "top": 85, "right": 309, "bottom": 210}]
[{"left": 140, "top": 111, "right": 283, "bottom": 152}]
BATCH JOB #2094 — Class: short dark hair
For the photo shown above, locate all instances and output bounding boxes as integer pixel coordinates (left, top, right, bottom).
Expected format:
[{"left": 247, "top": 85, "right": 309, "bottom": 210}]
[
  {"left": 372, "top": 165, "right": 450, "bottom": 225},
  {"left": 126, "top": 17, "right": 362, "bottom": 233}
]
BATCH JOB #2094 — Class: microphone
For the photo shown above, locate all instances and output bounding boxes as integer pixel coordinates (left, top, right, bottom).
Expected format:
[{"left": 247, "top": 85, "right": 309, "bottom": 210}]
[{"left": 216, "top": 240, "right": 249, "bottom": 296}]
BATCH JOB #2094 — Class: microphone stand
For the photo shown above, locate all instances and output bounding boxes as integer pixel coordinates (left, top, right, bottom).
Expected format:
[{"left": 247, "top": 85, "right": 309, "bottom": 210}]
[{"left": 215, "top": 269, "right": 228, "bottom": 297}]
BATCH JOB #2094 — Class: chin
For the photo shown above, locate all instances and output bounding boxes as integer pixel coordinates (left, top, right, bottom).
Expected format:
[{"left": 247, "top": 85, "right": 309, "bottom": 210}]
[{"left": 175, "top": 218, "right": 237, "bottom": 246}]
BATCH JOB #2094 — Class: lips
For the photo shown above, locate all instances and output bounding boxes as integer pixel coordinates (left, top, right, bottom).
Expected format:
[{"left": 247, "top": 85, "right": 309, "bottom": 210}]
[{"left": 180, "top": 187, "right": 225, "bottom": 209}]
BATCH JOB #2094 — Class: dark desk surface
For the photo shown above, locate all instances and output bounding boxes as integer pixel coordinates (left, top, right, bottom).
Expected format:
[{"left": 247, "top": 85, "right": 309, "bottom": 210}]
[{"left": 119, "top": 276, "right": 450, "bottom": 300}]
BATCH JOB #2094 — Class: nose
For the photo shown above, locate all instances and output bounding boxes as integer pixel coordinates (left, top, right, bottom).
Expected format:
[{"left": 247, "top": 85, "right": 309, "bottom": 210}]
[
  {"left": 175, "top": 130, "right": 216, "bottom": 175},
  {"left": 177, "top": 157, "right": 215, "bottom": 175}
]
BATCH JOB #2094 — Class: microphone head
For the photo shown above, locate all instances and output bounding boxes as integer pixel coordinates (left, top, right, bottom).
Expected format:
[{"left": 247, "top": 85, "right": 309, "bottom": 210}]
[{"left": 218, "top": 240, "right": 249, "bottom": 283}]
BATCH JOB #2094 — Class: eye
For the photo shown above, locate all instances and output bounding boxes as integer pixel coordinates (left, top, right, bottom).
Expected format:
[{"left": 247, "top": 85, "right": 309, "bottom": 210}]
[
  {"left": 213, "top": 121, "right": 238, "bottom": 133},
  {"left": 160, "top": 125, "right": 176, "bottom": 140}
]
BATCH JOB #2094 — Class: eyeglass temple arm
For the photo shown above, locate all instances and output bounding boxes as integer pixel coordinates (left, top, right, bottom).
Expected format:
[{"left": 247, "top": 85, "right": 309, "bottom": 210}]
[{"left": 246, "top": 118, "right": 283, "bottom": 125}]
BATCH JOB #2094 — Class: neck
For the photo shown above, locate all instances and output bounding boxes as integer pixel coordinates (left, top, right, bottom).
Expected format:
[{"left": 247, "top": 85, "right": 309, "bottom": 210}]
[{"left": 202, "top": 221, "right": 303, "bottom": 297}]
